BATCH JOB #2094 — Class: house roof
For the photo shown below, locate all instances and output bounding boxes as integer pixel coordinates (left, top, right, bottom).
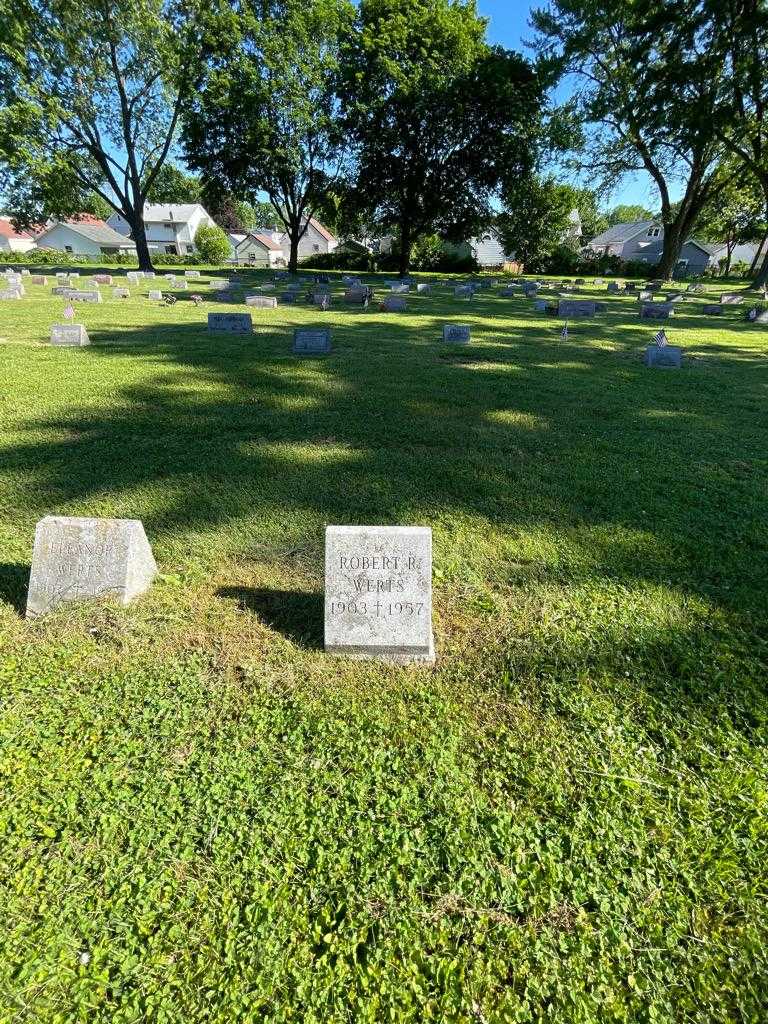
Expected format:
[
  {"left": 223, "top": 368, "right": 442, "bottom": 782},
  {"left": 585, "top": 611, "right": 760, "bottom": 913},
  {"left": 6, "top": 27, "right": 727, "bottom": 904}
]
[
  {"left": 37, "top": 219, "right": 137, "bottom": 248},
  {"left": 231, "top": 231, "right": 283, "bottom": 253},
  {"left": 687, "top": 239, "right": 719, "bottom": 257},
  {"left": 309, "top": 217, "right": 335, "bottom": 243},
  {"left": 589, "top": 221, "right": 656, "bottom": 247},
  {"left": 140, "top": 204, "right": 205, "bottom": 223},
  {"left": 0, "top": 218, "right": 34, "bottom": 240}
]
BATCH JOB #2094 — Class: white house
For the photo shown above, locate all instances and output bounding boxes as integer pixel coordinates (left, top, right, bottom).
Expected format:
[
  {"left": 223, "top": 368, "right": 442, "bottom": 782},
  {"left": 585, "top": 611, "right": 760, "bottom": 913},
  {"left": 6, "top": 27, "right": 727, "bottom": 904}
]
[
  {"left": 107, "top": 203, "right": 216, "bottom": 255},
  {"left": 272, "top": 217, "right": 338, "bottom": 261},
  {"left": 0, "top": 218, "right": 36, "bottom": 253},
  {"left": 228, "top": 231, "right": 285, "bottom": 268},
  {"left": 35, "top": 216, "right": 137, "bottom": 257}
]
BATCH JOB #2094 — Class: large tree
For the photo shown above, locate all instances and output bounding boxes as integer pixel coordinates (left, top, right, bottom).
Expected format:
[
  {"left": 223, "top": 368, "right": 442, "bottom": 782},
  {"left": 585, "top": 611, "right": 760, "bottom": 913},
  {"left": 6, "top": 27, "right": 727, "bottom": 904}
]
[
  {"left": 145, "top": 163, "right": 202, "bottom": 205},
  {"left": 338, "top": 0, "right": 542, "bottom": 276},
  {"left": 606, "top": 203, "right": 657, "bottom": 226},
  {"left": 533, "top": 0, "right": 735, "bottom": 279},
  {"left": 498, "top": 176, "right": 580, "bottom": 270},
  {"left": 700, "top": 0, "right": 768, "bottom": 287},
  {"left": 182, "top": 0, "right": 353, "bottom": 274},
  {"left": 0, "top": 0, "right": 202, "bottom": 270},
  {"left": 692, "top": 164, "right": 765, "bottom": 275}
]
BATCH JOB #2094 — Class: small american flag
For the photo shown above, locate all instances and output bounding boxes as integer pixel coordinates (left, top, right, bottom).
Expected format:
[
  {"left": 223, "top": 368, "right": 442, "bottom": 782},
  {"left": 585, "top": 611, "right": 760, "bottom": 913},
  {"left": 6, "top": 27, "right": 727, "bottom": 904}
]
[
  {"left": 561, "top": 322, "right": 568, "bottom": 340},
  {"left": 63, "top": 303, "right": 75, "bottom": 320},
  {"left": 653, "top": 328, "right": 668, "bottom": 348}
]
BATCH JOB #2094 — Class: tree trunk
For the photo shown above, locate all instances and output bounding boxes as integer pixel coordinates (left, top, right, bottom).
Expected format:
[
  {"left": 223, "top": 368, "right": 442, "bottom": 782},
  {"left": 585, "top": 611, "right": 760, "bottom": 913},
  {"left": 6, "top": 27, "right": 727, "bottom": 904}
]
[
  {"left": 657, "top": 219, "right": 686, "bottom": 280},
  {"left": 127, "top": 211, "right": 154, "bottom": 271},
  {"left": 724, "top": 242, "right": 735, "bottom": 276},
  {"left": 288, "top": 223, "right": 301, "bottom": 274},
  {"left": 754, "top": 249, "right": 768, "bottom": 290},
  {"left": 749, "top": 228, "right": 768, "bottom": 275},
  {"left": 398, "top": 220, "right": 412, "bottom": 277}
]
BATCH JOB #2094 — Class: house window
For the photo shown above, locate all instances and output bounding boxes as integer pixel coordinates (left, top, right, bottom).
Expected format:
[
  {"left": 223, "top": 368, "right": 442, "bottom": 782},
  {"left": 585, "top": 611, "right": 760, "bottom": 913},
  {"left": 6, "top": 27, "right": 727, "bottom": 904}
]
[
  {"left": 65, "top": 245, "right": 72, "bottom": 253},
  {"left": 186, "top": 245, "right": 194, "bottom": 254},
  {"left": 163, "top": 223, "right": 173, "bottom": 229},
  {"left": 646, "top": 227, "right": 661, "bottom": 238},
  {"left": 165, "top": 245, "right": 177, "bottom": 255}
]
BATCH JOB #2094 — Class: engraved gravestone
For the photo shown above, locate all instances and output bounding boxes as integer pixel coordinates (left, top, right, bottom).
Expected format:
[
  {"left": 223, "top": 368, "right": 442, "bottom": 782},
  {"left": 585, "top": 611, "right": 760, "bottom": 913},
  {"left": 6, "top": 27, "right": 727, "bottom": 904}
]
[
  {"left": 0, "top": 289, "right": 21, "bottom": 300},
  {"left": 702, "top": 304, "right": 724, "bottom": 315},
  {"left": 558, "top": 299, "right": 596, "bottom": 317},
  {"left": 31, "top": 275, "right": 47, "bottom": 286},
  {"left": 51, "top": 324, "right": 89, "bottom": 347},
  {"left": 645, "top": 345, "right": 683, "bottom": 368},
  {"left": 208, "top": 312, "right": 253, "bottom": 333},
  {"left": 454, "top": 285, "right": 473, "bottom": 298},
  {"left": 185, "top": 270, "right": 201, "bottom": 278},
  {"left": 293, "top": 327, "right": 332, "bottom": 355},
  {"left": 390, "top": 283, "right": 410, "bottom": 294},
  {"left": 383, "top": 296, "right": 406, "bottom": 312},
  {"left": 325, "top": 525, "right": 434, "bottom": 663},
  {"left": 417, "top": 283, "right": 431, "bottom": 294},
  {"left": 245, "top": 295, "right": 278, "bottom": 308},
  {"left": 113, "top": 287, "right": 130, "bottom": 298},
  {"left": 345, "top": 288, "right": 367, "bottom": 303},
  {"left": 69, "top": 290, "right": 102, "bottom": 303},
  {"left": 26, "top": 516, "right": 157, "bottom": 617},
  {"left": 721, "top": 293, "right": 743, "bottom": 305},
  {"left": 148, "top": 289, "right": 163, "bottom": 300},
  {"left": 442, "top": 324, "right": 471, "bottom": 343},
  {"left": 640, "top": 302, "right": 674, "bottom": 319}
]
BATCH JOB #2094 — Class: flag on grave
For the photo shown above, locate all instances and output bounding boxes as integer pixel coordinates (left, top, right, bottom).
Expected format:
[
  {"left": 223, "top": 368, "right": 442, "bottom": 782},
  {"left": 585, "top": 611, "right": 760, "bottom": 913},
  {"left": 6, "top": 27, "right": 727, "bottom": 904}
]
[
  {"left": 653, "top": 328, "right": 668, "bottom": 348},
  {"left": 561, "top": 322, "right": 568, "bottom": 340},
  {"left": 63, "top": 303, "right": 75, "bottom": 320}
]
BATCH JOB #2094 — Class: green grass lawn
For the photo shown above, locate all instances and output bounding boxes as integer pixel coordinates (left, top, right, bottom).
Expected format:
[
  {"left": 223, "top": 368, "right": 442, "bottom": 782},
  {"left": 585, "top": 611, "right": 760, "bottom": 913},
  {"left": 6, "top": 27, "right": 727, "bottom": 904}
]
[{"left": 0, "top": 268, "right": 766, "bottom": 1022}]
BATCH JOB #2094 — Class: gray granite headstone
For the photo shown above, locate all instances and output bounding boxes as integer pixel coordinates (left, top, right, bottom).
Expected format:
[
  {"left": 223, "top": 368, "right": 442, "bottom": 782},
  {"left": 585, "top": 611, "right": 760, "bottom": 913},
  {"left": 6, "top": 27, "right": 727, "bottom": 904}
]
[
  {"left": 208, "top": 313, "right": 253, "bottom": 333},
  {"left": 26, "top": 516, "right": 157, "bottom": 617},
  {"left": 755, "top": 310, "right": 768, "bottom": 324},
  {"left": 442, "top": 324, "right": 470, "bottom": 343},
  {"left": 720, "top": 293, "right": 744, "bottom": 304},
  {"left": 645, "top": 345, "right": 682, "bottom": 368},
  {"left": 293, "top": 327, "right": 332, "bottom": 355},
  {"left": 31, "top": 275, "right": 47, "bottom": 286},
  {"left": 607, "top": 282, "right": 621, "bottom": 292},
  {"left": 558, "top": 299, "right": 596, "bottom": 317},
  {"left": 390, "top": 283, "right": 410, "bottom": 294},
  {"left": 93, "top": 274, "right": 113, "bottom": 285},
  {"left": 113, "top": 287, "right": 130, "bottom": 298},
  {"left": 638, "top": 290, "right": 654, "bottom": 300},
  {"left": 454, "top": 285, "right": 473, "bottom": 298},
  {"left": 417, "top": 283, "right": 431, "bottom": 294},
  {"left": 148, "top": 289, "right": 163, "bottom": 300},
  {"left": 383, "top": 296, "right": 406, "bottom": 312},
  {"left": 185, "top": 270, "right": 201, "bottom": 278},
  {"left": 534, "top": 299, "right": 548, "bottom": 312},
  {"left": 0, "top": 289, "right": 21, "bottom": 300},
  {"left": 344, "top": 288, "right": 367, "bottom": 303},
  {"left": 69, "top": 290, "right": 102, "bottom": 303},
  {"left": 701, "top": 304, "right": 724, "bottom": 314},
  {"left": 640, "top": 302, "right": 674, "bottom": 319},
  {"left": 51, "top": 324, "right": 90, "bottom": 347},
  {"left": 245, "top": 295, "right": 278, "bottom": 308},
  {"left": 208, "top": 278, "right": 227, "bottom": 289},
  {"left": 325, "top": 525, "right": 434, "bottom": 664}
]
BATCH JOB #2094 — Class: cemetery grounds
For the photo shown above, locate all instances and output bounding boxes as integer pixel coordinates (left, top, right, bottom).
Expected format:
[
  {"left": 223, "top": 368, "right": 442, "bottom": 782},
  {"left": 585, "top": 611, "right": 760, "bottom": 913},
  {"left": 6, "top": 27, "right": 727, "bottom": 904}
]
[{"left": 0, "top": 269, "right": 766, "bottom": 1022}]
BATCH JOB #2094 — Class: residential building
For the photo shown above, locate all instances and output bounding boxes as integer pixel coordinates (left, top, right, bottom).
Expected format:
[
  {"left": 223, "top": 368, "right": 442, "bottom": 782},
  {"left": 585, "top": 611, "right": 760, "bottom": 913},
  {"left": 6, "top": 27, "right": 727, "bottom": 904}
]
[
  {"left": 586, "top": 220, "right": 714, "bottom": 274},
  {"left": 272, "top": 218, "right": 338, "bottom": 261},
  {"left": 0, "top": 218, "right": 36, "bottom": 253},
  {"left": 107, "top": 203, "right": 216, "bottom": 255},
  {"left": 35, "top": 216, "right": 137, "bottom": 257},
  {"left": 228, "top": 231, "right": 285, "bottom": 268}
]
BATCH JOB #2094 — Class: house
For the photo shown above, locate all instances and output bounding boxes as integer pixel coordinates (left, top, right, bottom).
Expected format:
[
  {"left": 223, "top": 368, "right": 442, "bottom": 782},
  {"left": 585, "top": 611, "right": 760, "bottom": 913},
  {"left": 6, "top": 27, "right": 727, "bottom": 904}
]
[
  {"left": 35, "top": 216, "right": 137, "bottom": 257},
  {"left": 107, "top": 203, "right": 216, "bottom": 255},
  {"left": 272, "top": 217, "right": 338, "bottom": 261},
  {"left": 586, "top": 221, "right": 714, "bottom": 274},
  {"left": 0, "top": 218, "right": 36, "bottom": 253},
  {"left": 228, "top": 231, "right": 284, "bottom": 268}
]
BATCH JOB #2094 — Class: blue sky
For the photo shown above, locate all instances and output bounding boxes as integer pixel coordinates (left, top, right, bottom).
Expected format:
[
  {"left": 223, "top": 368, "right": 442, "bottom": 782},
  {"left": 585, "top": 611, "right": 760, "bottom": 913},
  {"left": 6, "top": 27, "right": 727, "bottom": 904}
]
[{"left": 476, "top": 0, "right": 664, "bottom": 210}]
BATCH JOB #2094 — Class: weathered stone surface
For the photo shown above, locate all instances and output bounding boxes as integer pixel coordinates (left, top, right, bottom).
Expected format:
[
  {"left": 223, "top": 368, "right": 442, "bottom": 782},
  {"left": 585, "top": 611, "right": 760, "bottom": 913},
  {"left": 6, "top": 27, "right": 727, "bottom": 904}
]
[
  {"left": 442, "top": 324, "right": 471, "bottom": 343},
  {"left": 113, "top": 287, "right": 130, "bottom": 298},
  {"left": 68, "top": 290, "right": 102, "bottom": 303},
  {"left": 454, "top": 285, "right": 473, "bottom": 298},
  {"left": 383, "top": 296, "right": 406, "bottom": 312},
  {"left": 390, "top": 283, "right": 410, "bottom": 293},
  {"left": 325, "top": 525, "right": 434, "bottom": 663},
  {"left": 607, "top": 282, "right": 622, "bottom": 292},
  {"left": 638, "top": 290, "right": 654, "bottom": 300},
  {"left": 93, "top": 274, "right": 113, "bottom": 285},
  {"left": 640, "top": 302, "right": 674, "bottom": 319},
  {"left": 701, "top": 304, "right": 724, "bottom": 314},
  {"left": 185, "top": 270, "right": 201, "bottom": 277},
  {"left": 51, "top": 324, "right": 89, "bottom": 347},
  {"left": 293, "top": 327, "right": 332, "bottom": 355},
  {"left": 148, "top": 290, "right": 163, "bottom": 300},
  {"left": 644, "top": 344, "right": 683, "bottom": 368},
  {"left": 26, "top": 516, "right": 157, "bottom": 617},
  {"left": 31, "top": 275, "right": 47, "bottom": 286},
  {"left": 245, "top": 295, "right": 278, "bottom": 308},
  {"left": 0, "top": 289, "right": 21, "bottom": 300},
  {"left": 721, "top": 293, "right": 744, "bottom": 304},
  {"left": 208, "top": 278, "right": 227, "bottom": 289},
  {"left": 416, "top": 283, "right": 431, "bottom": 294},
  {"left": 534, "top": 299, "right": 548, "bottom": 312},
  {"left": 208, "top": 312, "right": 253, "bottom": 333},
  {"left": 558, "top": 299, "right": 596, "bottom": 317},
  {"left": 344, "top": 288, "right": 366, "bottom": 304}
]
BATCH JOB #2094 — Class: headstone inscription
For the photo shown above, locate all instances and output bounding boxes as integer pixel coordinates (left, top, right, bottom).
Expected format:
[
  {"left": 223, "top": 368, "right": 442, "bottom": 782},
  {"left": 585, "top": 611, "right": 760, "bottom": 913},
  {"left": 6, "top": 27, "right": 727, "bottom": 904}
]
[
  {"left": 640, "top": 302, "right": 674, "bottom": 319},
  {"left": 113, "top": 287, "right": 130, "bottom": 298},
  {"left": 185, "top": 270, "right": 201, "bottom": 278},
  {"left": 293, "top": 327, "right": 332, "bottom": 355},
  {"left": 325, "top": 525, "right": 434, "bottom": 664},
  {"left": 208, "top": 313, "right": 253, "bottom": 333},
  {"left": 26, "top": 516, "right": 157, "bottom": 617},
  {"left": 391, "top": 283, "right": 410, "bottom": 293},
  {"left": 442, "top": 324, "right": 471, "bottom": 343},
  {"left": 645, "top": 344, "right": 683, "bottom": 368},
  {"left": 383, "top": 296, "right": 407, "bottom": 312},
  {"left": 558, "top": 299, "right": 596, "bottom": 317},
  {"left": 454, "top": 285, "right": 473, "bottom": 299},
  {"left": 50, "top": 324, "right": 90, "bottom": 347},
  {"left": 0, "top": 289, "right": 21, "bottom": 300},
  {"left": 245, "top": 295, "right": 278, "bottom": 308},
  {"left": 721, "top": 293, "right": 744, "bottom": 305},
  {"left": 68, "top": 290, "right": 102, "bottom": 303}
]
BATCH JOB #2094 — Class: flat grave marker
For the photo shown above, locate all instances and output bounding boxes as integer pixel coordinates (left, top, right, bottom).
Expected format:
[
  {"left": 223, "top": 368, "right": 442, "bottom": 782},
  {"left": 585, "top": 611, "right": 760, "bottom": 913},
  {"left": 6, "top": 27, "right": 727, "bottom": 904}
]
[
  {"left": 442, "top": 324, "right": 471, "bottom": 343},
  {"left": 293, "top": 327, "right": 332, "bottom": 355},
  {"left": 558, "top": 299, "right": 596, "bottom": 317},
  {"left": 640, "top": 302, "right": 674, "bottom": 319},
  {"left": 50, "top": 324, "right": 90, "bottom": 347},
  {"left": 208, "top": 312, "right": 253, "bottom": 333},
  {"left": 245, "top": 295, "right": 278, "bottom": 308},
  {"left": 325, "top": 525, "right": 434, "bottom": 664},
  {"left": 383, "top": 296, "right": 406, "bottom": 312}
]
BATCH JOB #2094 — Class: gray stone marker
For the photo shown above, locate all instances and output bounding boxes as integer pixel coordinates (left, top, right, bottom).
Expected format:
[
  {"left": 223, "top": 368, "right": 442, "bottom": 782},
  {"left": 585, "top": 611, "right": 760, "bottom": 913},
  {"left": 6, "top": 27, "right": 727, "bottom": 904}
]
[
  {"left": 645, "top": 345, "right": 683, "bottom": 368},
  {"left": 113, "top": 287, "right": 130, "bottom": 298},
  {"left": 638, "top": 289, "right": 654, "bottom": 300},
  {"left": 208, "top": 278, "right": 227, "bottom": 289},
  {"left": 344, "top": 288, "right": 366, "bottom": 304},
  {"left": 208, "top": 312, "right": 253, "bottom": 333},
  {"left": 534, "top": 299, "right": 548, "bottom": 312},
  {"left": 31, "top": 275, "right": 47, "bottom": 286},
  {"left": 390, "top": 283, "right": 410, "bottom": 294},
  {"left": 245, "top": 294, "right": 278, "bottom": 308},
  {"left": 325, "top": 525, "right": 434, "bottom": 664},
  {"left": 51, "top": 286, "right": 69, "bottom": 296},
  {"left": 442, "top": 324, "right": 471, "bottom": 343},
  {"left": 558, "top": 299, "right": 596, "bottom": 317},
  {"left": 69, "top": 290, "right": 102, "bottom": 303},
  {"left": 701, "top": 304, "right": 724, "bottom": 315},
  {"left": 93, "top": 274, "right": 113, "bottom": 285},
  {"left": 148, "top": 289, "right": 163, "bottom": 300},
  {"left": 293, "top": 327, "right": 332, "bottom": 355},
  {"left": 607, "top": 282, "right": 622, "bottom": 292},
  {"left": 383, "top": 296, "right": 406, "bottom": 312},
  {"left": 0, "top": 289, "right": 22, "bottom": 300},
  {"left": 755, "top": 310, "right": 768, "bottom": 324},
  {"left": 640, "top": 302, "right": 674, "bottom": 319},
  {"left": 416, "top": 283, "right": 431, "bottom": 294},
  {"left": 26, "top": 516, "right": 157, "bottom": 618},
  {"left": 51, "top": 324, "right": 90, "bottom": 347},
  {"left": 454, "top": 285, "right": 473, "bottom": 299},
  {"left": 721, "top": 293, "right": 744, "bottom": 304},
  {"left": 185, "top": 270, "right": 201, "bottom": 278}
]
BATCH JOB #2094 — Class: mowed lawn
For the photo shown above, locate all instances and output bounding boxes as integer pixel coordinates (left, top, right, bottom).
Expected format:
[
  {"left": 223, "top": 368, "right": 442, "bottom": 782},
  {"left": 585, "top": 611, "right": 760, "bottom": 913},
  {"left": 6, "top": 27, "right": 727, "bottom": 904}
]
[{"left": 0, "top": 269, "right": 766, "bottom": 1023}]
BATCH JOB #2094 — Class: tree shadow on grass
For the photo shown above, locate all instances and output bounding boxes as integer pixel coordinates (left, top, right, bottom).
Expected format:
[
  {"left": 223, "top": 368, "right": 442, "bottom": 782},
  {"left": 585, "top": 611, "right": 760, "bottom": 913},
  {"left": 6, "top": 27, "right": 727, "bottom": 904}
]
[
  {"left": 217, "top": 586, "right": 324, "bottom": 650},
  {"left": 0, "top": 563, "right": 30, "bottom": 614}
]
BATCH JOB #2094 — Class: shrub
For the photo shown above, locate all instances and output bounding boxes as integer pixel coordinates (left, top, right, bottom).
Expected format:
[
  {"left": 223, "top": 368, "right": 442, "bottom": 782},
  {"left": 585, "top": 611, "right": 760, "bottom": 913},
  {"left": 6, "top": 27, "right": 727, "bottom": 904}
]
[
  {"left": 193, "top": 224, "right": 231, "bottom": 265},
  {"left": 301, "top": 250, "right": 378, "bottom": 272}
]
